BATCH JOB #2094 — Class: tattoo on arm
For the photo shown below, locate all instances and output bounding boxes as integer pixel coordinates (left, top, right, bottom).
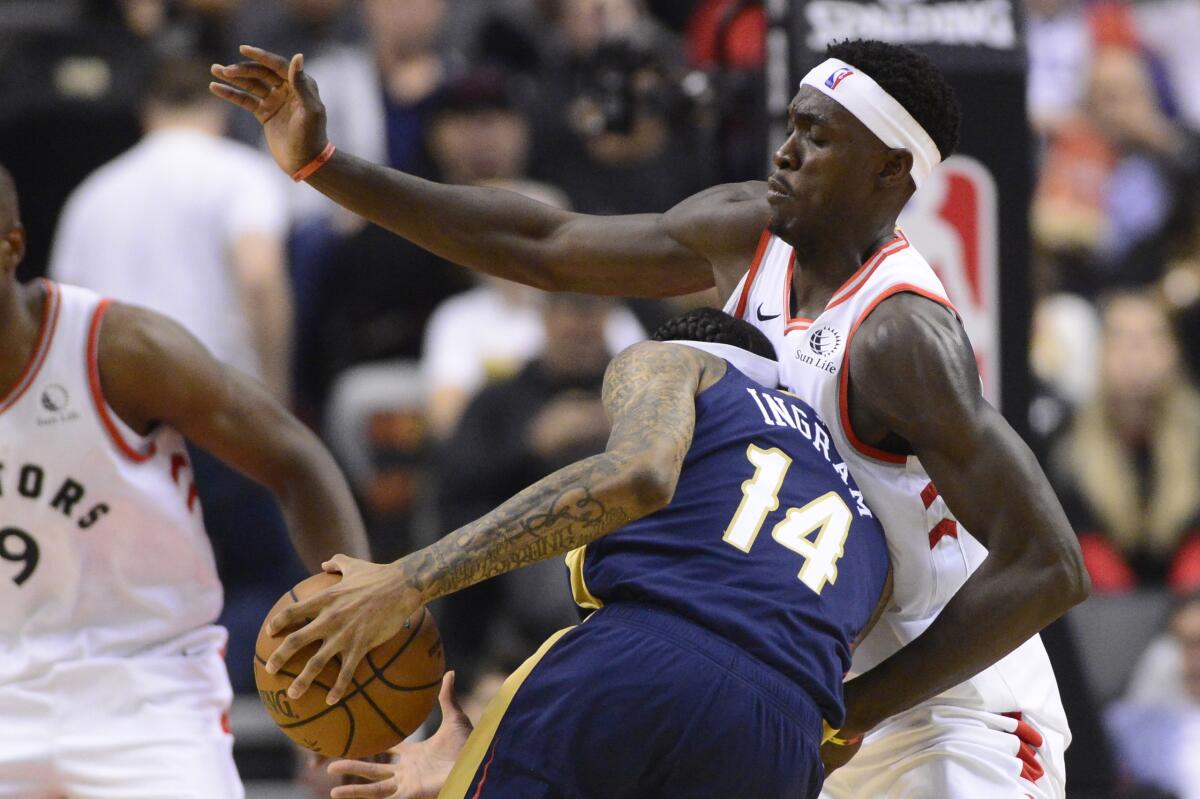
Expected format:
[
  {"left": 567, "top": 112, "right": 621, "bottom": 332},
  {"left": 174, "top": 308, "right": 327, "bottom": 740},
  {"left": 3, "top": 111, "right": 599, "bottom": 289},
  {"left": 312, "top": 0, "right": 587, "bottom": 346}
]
[
  {"left": 400, "top": 342, "right": 705, "bottom": 603},
  {"left": 404, "top": 454, "right": 631, "bottom": 602}
]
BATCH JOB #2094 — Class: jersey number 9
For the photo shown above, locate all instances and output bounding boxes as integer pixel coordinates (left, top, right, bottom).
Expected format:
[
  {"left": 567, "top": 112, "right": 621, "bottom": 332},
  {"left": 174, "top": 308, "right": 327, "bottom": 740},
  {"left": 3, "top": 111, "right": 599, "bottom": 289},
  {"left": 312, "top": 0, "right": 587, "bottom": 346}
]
[{"left": 1, "top": 527, "right": 40, "bottom": 586}]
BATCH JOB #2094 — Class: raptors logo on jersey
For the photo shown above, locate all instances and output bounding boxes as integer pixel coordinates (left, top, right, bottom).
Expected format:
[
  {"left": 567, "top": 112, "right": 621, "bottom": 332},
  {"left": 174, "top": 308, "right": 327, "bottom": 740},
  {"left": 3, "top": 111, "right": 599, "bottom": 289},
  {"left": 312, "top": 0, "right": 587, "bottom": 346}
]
[{"left": 0, "top": 281, "right": 224, "bottom": 685}]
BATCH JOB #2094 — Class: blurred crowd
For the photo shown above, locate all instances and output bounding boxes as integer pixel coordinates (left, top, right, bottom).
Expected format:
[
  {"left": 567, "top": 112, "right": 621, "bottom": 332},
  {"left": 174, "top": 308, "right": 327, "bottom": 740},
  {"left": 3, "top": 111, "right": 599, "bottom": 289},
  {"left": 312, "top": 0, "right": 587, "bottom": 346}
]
[{"left": 4, "top": 0, "right": 1200, "bottom": 796}]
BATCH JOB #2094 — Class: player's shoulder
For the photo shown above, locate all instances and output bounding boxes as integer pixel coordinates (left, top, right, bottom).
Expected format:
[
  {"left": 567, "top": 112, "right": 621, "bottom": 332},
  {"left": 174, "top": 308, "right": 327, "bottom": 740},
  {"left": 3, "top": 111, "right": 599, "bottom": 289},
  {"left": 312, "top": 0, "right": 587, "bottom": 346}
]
[
  {"left": 605, "top": 341, "right": 723, "bottom": 396},
  {"left": 95, "top": 302, "right": 197, "bottom": 374},
  {"left": 850, "top": 291, "right": 965, "bottom": 388}
]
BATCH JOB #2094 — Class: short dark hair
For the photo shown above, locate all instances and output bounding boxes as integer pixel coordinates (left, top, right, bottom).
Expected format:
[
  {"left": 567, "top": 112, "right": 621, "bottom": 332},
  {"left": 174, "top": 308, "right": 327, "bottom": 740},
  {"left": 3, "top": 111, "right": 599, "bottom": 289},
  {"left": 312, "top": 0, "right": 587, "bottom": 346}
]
[
  {"left": 652, "top": 308, "right": 777, "bottom": 361},
  {"left": 825, "top": 39, "right": 961, "bottom": 160}
]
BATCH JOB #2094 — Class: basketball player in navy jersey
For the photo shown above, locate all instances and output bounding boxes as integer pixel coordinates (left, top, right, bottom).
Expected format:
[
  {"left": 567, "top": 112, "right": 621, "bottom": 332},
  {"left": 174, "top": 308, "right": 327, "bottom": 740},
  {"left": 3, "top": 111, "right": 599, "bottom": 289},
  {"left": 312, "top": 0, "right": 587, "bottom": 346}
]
[
  {"left": 214, "top": 38, "right": 1089, "bottom": 797},
  {"left": 0, "top": 165, "right": 369, "bottom": 797},
  {"left": 266, "top": 308, "right": 891, "bottom": 798}
]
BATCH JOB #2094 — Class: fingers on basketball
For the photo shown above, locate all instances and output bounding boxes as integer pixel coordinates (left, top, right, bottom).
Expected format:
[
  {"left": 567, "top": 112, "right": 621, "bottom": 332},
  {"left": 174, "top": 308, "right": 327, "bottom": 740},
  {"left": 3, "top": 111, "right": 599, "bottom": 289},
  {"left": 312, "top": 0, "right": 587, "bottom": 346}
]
[{"left": 255, "top": 573, "right": 445, "bottom": 759}]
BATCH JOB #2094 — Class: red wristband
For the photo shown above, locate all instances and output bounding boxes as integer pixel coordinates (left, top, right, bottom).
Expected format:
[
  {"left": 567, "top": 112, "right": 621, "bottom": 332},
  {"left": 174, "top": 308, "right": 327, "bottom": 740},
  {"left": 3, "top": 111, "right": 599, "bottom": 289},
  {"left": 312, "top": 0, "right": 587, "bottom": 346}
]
[{"left": 291, "top": 142, "right": 336, "bottom": 182}]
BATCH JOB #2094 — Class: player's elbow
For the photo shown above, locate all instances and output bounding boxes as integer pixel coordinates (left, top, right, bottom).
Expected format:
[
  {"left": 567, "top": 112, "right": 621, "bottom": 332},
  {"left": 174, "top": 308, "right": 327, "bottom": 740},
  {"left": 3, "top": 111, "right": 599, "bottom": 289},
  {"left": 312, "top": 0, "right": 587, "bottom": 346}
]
[
  {"left": 621, "top": 456, "right": 679, "bottom": 516},
  {"left": 1029, "top": 538, "right": 1091, "bottom": 613},
  {"left": 1056, "top": 546, "right": 1091, "bottom": 608}
]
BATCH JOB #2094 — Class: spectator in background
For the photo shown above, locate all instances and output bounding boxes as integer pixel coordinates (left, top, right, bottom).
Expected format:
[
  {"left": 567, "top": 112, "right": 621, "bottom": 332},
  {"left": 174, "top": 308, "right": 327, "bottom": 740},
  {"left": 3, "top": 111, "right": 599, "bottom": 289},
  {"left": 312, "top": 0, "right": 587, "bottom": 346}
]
[
  {"left": 290, "top": 0, "right": 454, "bottom": 225},
  {"left": 421, "top": 178, "right": 645, "bottom": 438},
  {"left": 1107, "top": 591, "right": 1200, "bottom": 797},
  {"left": 295, "top": 67, "right": 544, "bottom": 419},
  {"left": 1033, "top": 45, "right": 1200, "bottom": 295},
  {"left": 434, "top": 293, "right": 615, "bottom": 680},
  {"left": 0, "top": 0, "right": 156, "bottom": 279},
  {"left": 48, "top": 55, "right": 302, "bottom": 691},
  {"left": 50, "top": 56, "right": 292, "bottom": 402},
  {"left": 529, "top": 0, "right": 716, "bottom": 213},
  {"left": 1050, "top": 291, "right": 1200, "bottom": 593},
  {"left": 1026, "top": 0, "right": 1091, "bottom": 137}
]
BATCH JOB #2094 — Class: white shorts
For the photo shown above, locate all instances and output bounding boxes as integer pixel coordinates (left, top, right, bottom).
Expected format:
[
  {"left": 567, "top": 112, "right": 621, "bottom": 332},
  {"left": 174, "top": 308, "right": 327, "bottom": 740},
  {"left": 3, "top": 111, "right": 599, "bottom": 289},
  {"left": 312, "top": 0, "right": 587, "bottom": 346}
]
[
  {"left": 0, "top": 643, "right": 243, "bottom": 799},
  {"left": 820, "top": 704, "right": 1068, "bottom": 799}
]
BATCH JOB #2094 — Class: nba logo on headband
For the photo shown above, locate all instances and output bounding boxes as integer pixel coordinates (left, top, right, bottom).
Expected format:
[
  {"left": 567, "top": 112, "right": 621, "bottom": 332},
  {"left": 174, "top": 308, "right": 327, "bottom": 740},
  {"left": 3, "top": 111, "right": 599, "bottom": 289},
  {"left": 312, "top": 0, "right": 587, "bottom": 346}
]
[
  {"left": 802, "top": 57, "right": 941, "bottom": 187},
  {"left": 825, "top": 67, "right": 854, "bottom": 91}
]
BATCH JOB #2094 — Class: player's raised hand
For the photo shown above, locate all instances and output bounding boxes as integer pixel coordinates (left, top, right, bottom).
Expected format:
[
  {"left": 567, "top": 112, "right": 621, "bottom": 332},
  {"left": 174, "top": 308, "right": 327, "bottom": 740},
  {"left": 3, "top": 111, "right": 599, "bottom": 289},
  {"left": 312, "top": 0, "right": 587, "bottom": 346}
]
[
  {"left": 327, "top": 672, "right": 472, "bottom": 799},
  {"left": 264, "top": 554, "right": 424, "bottom": 705},
  {"left": 209, "top": 45, "right": 328, "bottom": 175}
]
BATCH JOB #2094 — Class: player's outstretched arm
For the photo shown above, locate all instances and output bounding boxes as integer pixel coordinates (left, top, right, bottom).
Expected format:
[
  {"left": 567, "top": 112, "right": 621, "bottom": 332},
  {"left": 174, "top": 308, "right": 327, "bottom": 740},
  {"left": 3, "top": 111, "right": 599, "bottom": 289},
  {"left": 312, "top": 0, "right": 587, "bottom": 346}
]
[
  {"left": 97, "top": 302, "right": 370, "bottom": 572},
  {"left": 263, "top": 342, "right": 718, "bottom": 704},
  {"left": 209, "top": 46, "right": 767, "bottom": 300},
  {"left": 834, "top": 294, "right": 1089, "bottom": 740}
]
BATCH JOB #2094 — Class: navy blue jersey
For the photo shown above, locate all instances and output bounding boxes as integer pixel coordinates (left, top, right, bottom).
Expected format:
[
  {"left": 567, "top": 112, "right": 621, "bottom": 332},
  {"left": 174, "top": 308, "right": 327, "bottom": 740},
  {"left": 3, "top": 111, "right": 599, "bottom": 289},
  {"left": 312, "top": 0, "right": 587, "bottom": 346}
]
[{"left": 568, "top": 362, "right": 889, "bottom": 726}]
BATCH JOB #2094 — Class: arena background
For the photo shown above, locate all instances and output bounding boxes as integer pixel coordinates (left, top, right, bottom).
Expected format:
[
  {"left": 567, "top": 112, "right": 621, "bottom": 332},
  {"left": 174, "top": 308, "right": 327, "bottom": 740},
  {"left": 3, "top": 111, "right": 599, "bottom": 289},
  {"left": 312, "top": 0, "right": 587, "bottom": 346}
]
[{"left": 3, "top": 1, "right": 1200, "bottom": 797}]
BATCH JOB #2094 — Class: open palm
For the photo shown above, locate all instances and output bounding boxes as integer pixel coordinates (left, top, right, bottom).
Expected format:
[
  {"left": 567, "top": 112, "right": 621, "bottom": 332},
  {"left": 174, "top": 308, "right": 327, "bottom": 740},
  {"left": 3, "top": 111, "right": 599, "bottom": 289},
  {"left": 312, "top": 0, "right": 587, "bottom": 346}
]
[
  {"left": 326, "top": 672, "right": 473, "bottom": 799},
  {"left": 209, "top": 45, "right": 329, "bottom": 175}
]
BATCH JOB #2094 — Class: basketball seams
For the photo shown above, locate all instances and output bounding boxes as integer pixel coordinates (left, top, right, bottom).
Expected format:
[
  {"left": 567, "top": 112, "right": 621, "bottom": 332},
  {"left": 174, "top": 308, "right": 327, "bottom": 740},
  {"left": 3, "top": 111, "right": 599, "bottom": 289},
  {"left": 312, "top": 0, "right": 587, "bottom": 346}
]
[{"left": 351, "top": 675, "right": 411, "bottom": 739}]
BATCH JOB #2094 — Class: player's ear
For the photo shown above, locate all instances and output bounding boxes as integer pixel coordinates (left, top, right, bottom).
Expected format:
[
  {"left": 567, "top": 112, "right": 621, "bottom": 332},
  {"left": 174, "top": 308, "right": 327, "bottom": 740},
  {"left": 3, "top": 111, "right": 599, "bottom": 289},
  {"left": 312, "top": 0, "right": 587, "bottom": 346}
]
[
  {"left": 1, "top": 225, "right": 25, "bottom": 272},
  {"left": 876, "top": 149, "right": 913, "bottom": 190}
]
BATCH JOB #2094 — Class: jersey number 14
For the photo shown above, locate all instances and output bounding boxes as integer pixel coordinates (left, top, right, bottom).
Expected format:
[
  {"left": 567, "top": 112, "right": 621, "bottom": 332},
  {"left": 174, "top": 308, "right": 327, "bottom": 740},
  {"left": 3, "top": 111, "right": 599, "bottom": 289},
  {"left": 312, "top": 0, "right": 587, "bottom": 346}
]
[{"left": 723, "top": 445, "right": 851, "bottom": 595}]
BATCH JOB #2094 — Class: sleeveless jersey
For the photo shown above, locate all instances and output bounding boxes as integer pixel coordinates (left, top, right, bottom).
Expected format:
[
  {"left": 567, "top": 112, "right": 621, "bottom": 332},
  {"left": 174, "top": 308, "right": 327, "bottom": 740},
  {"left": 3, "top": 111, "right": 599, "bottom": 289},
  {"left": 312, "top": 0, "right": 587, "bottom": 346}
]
[
  {"left": 567, "top": 359, "right": 890, "bottom": 726},
  {"left": 0, "top": 281, "right": 224, "bottom": 684},
  {"left": 724, "top": 231, "right": 1069, "bottom": 731}
]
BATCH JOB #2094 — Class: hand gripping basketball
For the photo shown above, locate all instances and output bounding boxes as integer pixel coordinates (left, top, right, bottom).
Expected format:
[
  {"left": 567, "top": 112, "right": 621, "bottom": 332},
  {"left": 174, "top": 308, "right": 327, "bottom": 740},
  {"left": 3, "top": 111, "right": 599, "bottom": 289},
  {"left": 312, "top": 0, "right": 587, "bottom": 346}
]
[
  {"left": 255, "top": 566, "right": 444, "bottom": 759},
  {"left": 265, "top": 555, "right": 426, "bottom": 705}
]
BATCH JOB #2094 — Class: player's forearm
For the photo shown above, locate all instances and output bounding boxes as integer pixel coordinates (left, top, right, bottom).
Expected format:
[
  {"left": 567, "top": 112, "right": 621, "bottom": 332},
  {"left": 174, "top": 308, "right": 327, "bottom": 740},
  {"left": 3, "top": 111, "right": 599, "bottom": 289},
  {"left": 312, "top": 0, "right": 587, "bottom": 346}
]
[
  {"left": 306, "top": 151, "right": 712, "bottom": 297},
  {"left": 394, "top": 452, "right": 667, "bottom": 604},
  {"left": 274, "top": 437, "right": 371, "bottom": 571},
  {"left": 248, "top": 281, "right": 292, "bottom": 403},
  {"left": 840, "top": 440, "right": 1088, "bottom": 735},
  {"left": 306, "top": 151, "right": 571, "bottom": 289}
]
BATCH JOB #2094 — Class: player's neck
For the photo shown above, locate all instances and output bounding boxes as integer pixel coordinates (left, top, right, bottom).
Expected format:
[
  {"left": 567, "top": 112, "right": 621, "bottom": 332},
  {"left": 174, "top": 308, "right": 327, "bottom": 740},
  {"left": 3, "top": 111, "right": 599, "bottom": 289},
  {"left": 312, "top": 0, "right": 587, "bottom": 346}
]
[
  {"left": 0, "top": 280, "right": 46, "bottom": 392},
  {"left": 788, "top": 226, "right": 897, "bottom": 316}
]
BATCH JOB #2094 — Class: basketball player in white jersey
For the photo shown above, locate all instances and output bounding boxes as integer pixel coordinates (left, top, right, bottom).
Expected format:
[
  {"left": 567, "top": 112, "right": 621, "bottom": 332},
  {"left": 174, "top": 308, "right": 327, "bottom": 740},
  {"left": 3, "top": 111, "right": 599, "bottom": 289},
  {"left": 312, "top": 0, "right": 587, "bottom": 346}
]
[
  {"left": 212, "top": 38, "right": 1090, "bottom": 797},
  {"left": 0, "top": 165, "right": 370, "bottom": 798}
]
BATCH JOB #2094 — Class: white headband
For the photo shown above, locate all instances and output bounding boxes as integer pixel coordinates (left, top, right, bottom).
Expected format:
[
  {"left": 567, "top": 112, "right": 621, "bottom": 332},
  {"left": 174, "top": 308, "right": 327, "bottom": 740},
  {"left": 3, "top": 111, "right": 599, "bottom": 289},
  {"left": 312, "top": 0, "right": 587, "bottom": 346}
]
[
  {"left": 800, "top": 58, "right": 941, "bottom": 188},
  {"left": 664, "top": 341, "right": 780, "bottom": 389}
]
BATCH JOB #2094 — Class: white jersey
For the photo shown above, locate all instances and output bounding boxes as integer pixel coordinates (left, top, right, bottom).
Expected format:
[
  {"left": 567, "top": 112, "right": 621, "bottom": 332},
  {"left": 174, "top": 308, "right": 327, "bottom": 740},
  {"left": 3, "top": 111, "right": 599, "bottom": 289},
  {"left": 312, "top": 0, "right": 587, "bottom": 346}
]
[
  {"left": 0, "top": 281, "right": 224, "bottom": 685},
  {"left": 724, "top": 230, "right": 1069, "bottom": 733}
]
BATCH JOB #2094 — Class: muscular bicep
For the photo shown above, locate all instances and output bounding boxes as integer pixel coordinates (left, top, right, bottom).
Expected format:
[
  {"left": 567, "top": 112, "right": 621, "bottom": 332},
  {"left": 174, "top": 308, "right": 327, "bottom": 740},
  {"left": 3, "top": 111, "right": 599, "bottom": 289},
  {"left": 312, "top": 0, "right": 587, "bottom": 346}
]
[
  {"left": 543, "top": 181, "right": 768, "bottom": 300},
  {"left": 852, "top": 295, "right": 1073, "bottom": 552},
  {"left": 601, "top": 342, "right": 712, "bottom": 490},
  {"left": 98, "top": 304, "right": 316, "bottom": 492},
  {"left": 662, "top": 181, "right": 770, "bottom": 302}
]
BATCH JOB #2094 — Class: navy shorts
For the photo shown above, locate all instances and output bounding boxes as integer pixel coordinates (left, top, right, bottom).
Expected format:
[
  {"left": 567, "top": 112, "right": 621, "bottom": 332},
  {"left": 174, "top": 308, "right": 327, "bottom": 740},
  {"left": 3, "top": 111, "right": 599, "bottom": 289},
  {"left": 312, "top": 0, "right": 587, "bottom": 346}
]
[{"left": 439, "top": 603, "right": 825, "bottom": 799}]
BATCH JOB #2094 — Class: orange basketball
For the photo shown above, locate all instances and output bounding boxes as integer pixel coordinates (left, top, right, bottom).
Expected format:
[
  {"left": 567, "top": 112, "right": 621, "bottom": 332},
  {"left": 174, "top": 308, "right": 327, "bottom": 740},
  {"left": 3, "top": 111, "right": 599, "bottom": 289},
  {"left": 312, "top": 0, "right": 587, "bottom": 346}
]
[{"left": 253, "top": 572, "right": 445, "bottom": 758}]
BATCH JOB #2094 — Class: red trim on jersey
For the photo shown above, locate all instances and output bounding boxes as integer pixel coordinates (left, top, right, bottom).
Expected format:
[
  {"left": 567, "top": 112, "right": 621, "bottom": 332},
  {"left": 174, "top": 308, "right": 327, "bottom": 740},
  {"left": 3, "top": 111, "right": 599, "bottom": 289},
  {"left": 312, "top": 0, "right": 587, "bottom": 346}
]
[
  {"left": 928, "top": 518, "right": 958, "bottom": 549},
  {"left": 837, "top": 283, "right": 960, "bottom": 465},
  {"left": 825, "top": 232, "right": 910, "bottom": 312},
  {"left": 471, "top": 744, "right": 499, "bottom": 798},
  {"left": 0, "top": 279, "right": 61, "bottom": 416},
  {"left": 170, "top": 453, "right": 189, "bottom": 484},
  {"left": 1002, "top": 711, "right": 1046, "bottom": 784},
  {"left": 782, "top": 251, "right": 814, "bottom": 333},
  {"left": 87, "top": 300, "right": 156, "bottom": 463},
  {"left": 733, "top": 229, "right": 772, "bottom": 319},
  {"left": 920, "top": 481, "right": 939, "bottom": 509}
]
